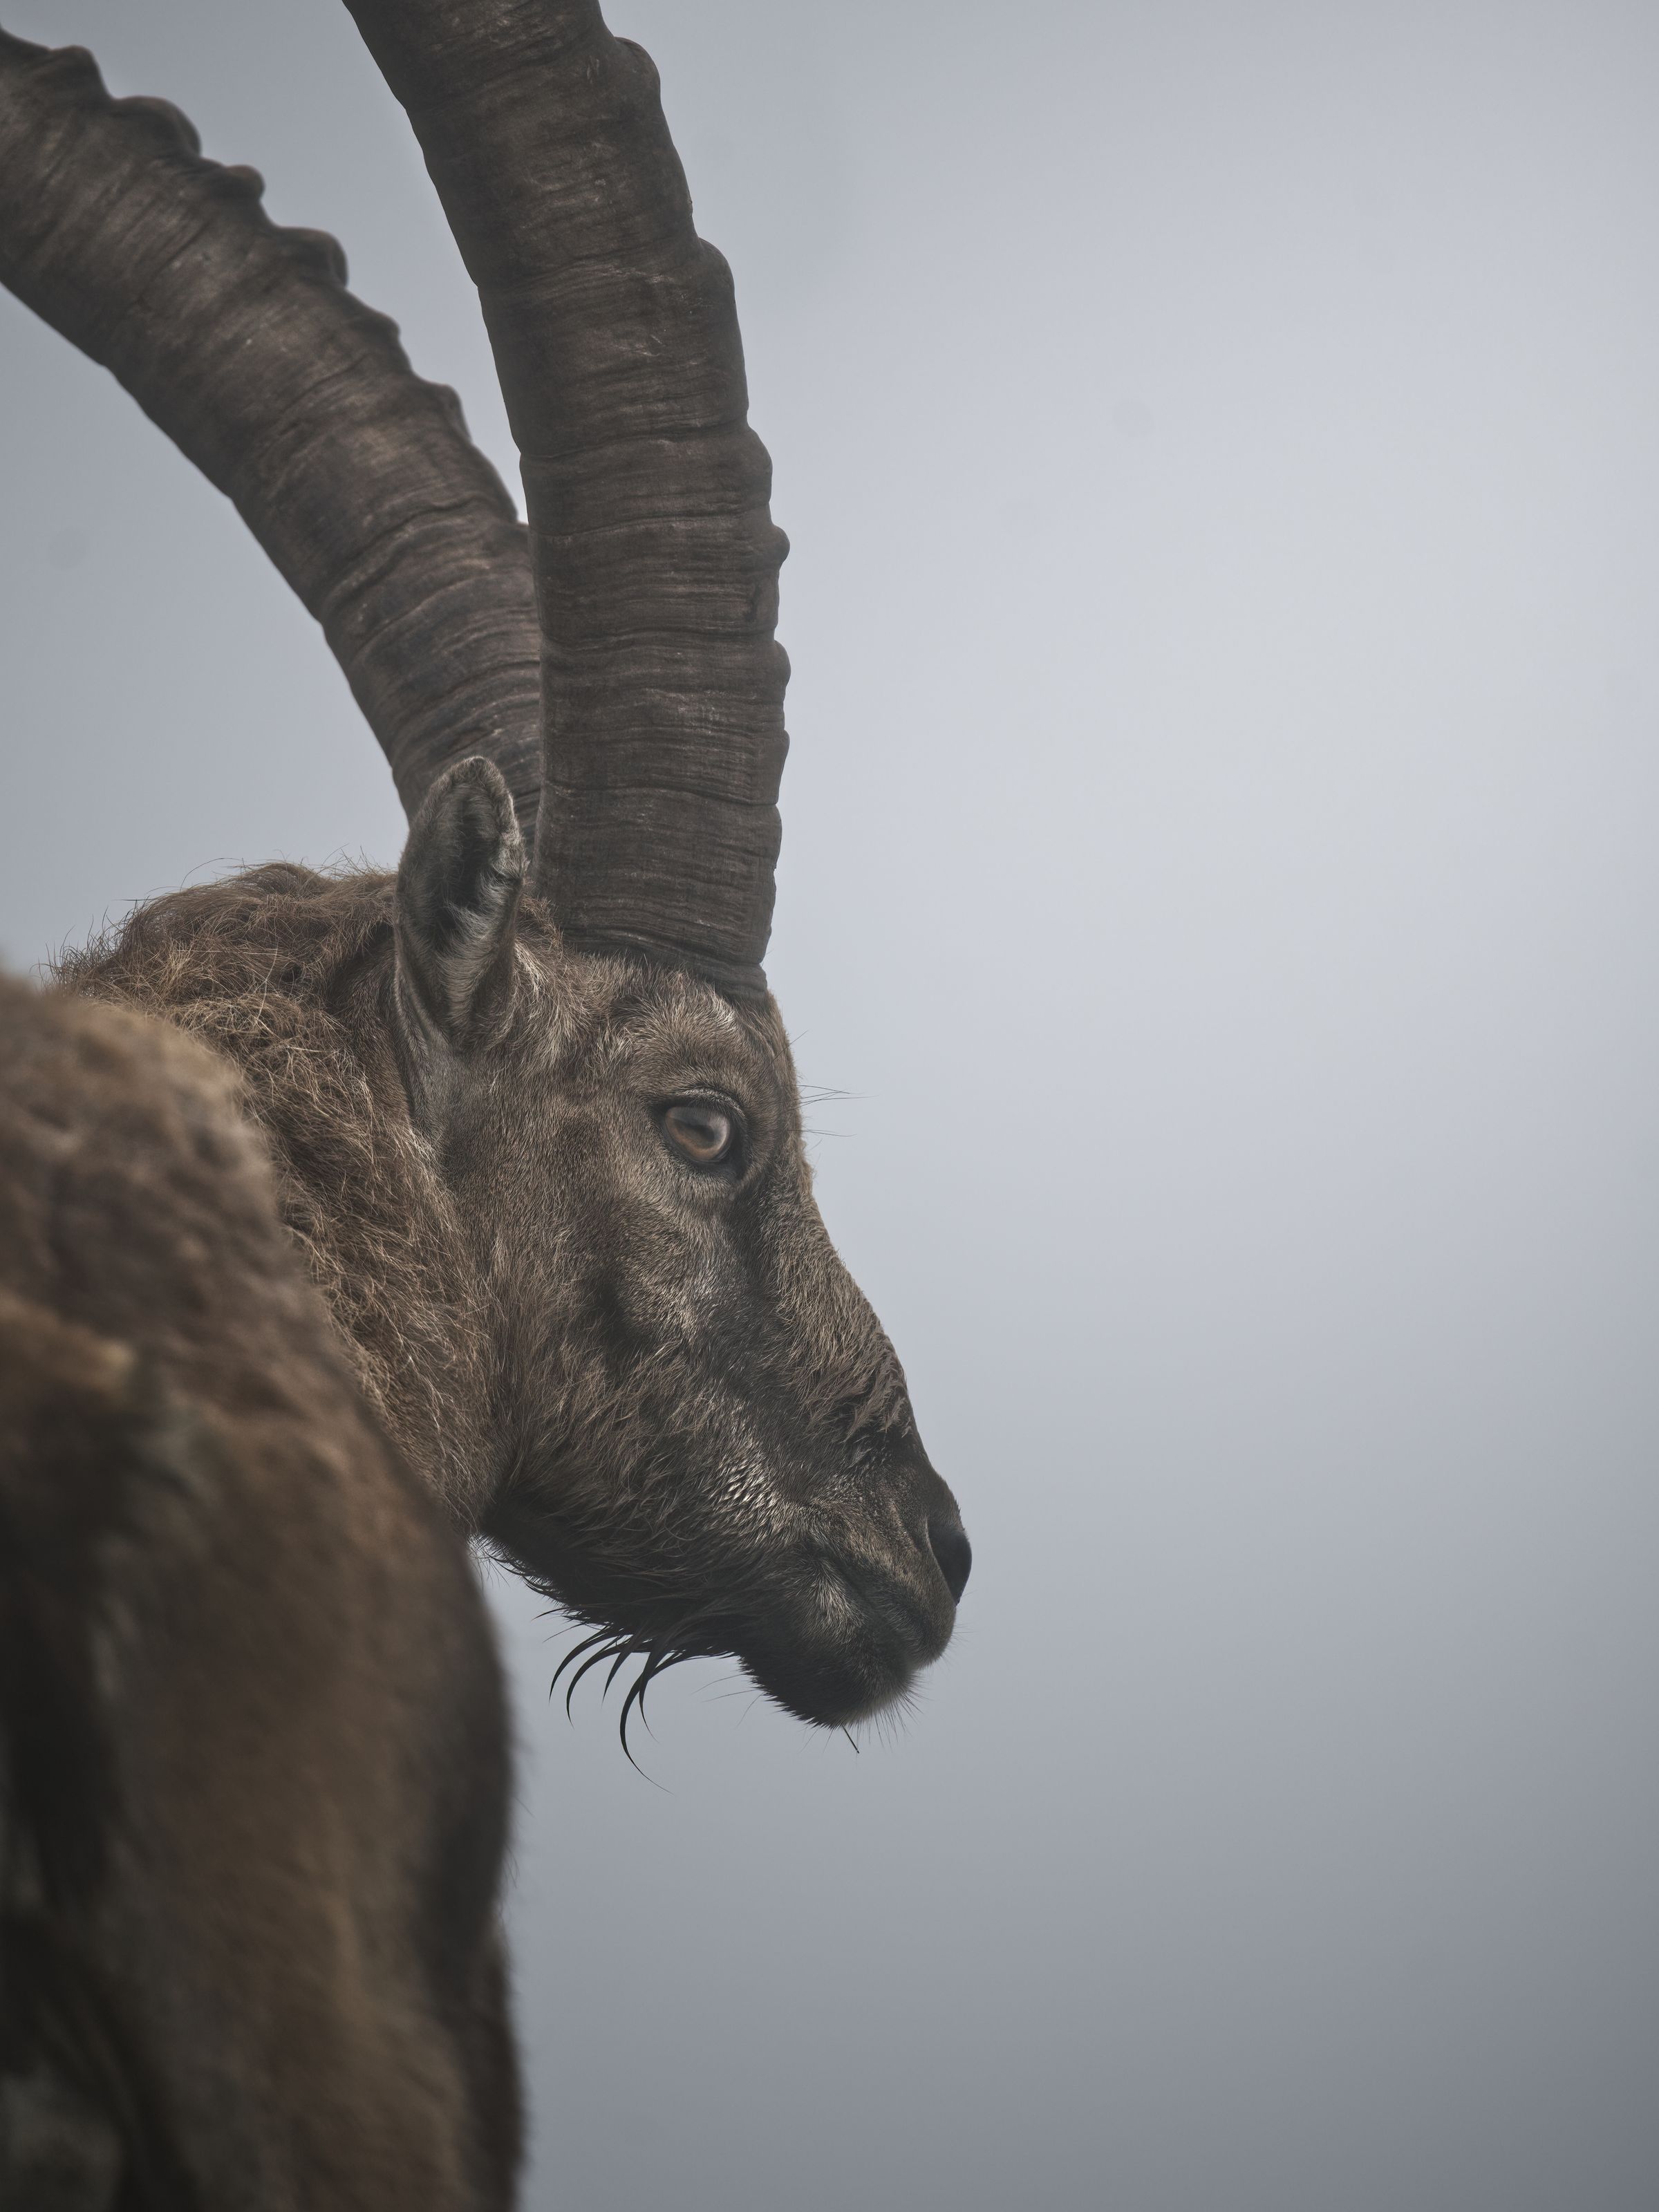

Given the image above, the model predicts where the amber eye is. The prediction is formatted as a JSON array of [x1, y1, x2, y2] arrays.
[[660, 1099, 739, 1170]]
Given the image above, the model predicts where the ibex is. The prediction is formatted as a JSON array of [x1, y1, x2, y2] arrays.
[[0, 977, 517, 2209], [0, 0, 970, 1732]]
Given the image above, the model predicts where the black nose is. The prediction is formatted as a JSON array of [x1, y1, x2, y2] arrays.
[[927, 1514, 972, 1604]]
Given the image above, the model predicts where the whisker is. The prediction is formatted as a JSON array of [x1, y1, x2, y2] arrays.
[[550, 1626, 612, 1700], [618, 1658, 671, 1787], [633, 1647, 681, 1737], [563, 1638, 626, 1720], [698, 1670, 749, 1695]]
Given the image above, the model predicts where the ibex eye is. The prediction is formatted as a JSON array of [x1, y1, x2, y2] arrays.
[[660, 1100, 739, 1170]]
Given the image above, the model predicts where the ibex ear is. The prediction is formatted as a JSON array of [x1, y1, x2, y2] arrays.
[[395, 757, 525, 1053]]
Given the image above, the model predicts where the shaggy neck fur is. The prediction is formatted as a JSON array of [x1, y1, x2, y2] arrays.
[[58, 865, 498, 1527]]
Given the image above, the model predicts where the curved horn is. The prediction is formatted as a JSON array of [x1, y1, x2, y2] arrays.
[[0, 30, 542, 836], [344, 0, 790, 999]]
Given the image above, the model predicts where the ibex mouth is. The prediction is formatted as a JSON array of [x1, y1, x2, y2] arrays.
[[834, 1557, 950, 1662], [489, 1451, 968, 1732], [738, 1543, 962, 1729]]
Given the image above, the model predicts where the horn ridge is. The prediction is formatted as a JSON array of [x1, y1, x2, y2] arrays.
[[0, 28, 543, 836], [344, 0, 791, 997]]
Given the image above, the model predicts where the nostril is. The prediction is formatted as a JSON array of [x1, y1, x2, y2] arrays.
[[927, 1515, 972, 1605]]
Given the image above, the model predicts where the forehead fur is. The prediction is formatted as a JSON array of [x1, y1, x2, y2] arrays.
[[517, 927, 798, 1117]]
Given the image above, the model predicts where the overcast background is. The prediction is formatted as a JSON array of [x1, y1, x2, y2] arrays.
[[5, 2, 1659, 2206]]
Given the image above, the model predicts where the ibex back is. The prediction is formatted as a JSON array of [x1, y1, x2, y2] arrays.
[[0, 976, 516, 2210]]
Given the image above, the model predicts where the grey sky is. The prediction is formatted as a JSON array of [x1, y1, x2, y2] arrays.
[[4, 3, 1658, 2206]]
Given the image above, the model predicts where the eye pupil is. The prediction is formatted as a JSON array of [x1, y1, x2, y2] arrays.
[[664, 1101, 735, 1167]]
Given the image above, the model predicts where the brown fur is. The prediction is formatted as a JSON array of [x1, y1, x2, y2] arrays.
[[0, 974, 518, 2209], [57, 867, 498, 1521]]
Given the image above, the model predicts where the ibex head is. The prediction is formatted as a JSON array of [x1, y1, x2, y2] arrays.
[[394, 759, 966, 1726], [0, 0, 968, 1730]]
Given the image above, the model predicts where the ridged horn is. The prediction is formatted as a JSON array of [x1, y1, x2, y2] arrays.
[[0, 29, 542, 838], [344, 0, 790, 1000]]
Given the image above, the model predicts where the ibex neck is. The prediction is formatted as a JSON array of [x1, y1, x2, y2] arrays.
[[55, 863, 502, 1528]]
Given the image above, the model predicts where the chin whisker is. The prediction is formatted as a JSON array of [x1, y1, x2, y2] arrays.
[[549, 1626, 612, 1701], [560, 1636, 628, 1720], [618, 1649, 679, 1785]]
